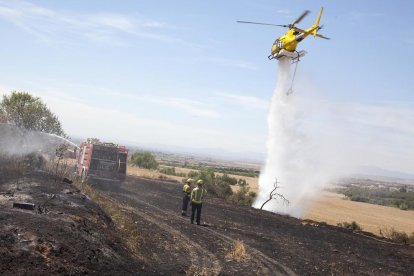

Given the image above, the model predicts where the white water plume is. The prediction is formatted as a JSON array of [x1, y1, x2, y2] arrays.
[[253, 58, 337, 217], [0, 123, 77, 157]]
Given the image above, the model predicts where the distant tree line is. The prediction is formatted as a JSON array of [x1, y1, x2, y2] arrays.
[[161, 162, 259, 178], [337, 186, 414, 210]]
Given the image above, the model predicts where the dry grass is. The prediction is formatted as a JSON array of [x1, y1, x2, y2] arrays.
[[74, 181, 142, 257], [305, 192, 414, 235], [379, 227, 411, 245], [226, 240, 248, 262], [185, 264, 216, 276], [127, 165, 181, 182]]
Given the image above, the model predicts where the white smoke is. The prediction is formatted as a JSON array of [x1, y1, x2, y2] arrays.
[[253, 58, 343, 217]]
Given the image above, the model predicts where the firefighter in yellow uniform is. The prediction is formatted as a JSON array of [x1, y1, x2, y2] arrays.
[[181, 178, 193, 216], [190, 179, 207, 225]]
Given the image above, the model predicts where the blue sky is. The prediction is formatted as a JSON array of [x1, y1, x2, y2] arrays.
[[0, 1, 413, 172]]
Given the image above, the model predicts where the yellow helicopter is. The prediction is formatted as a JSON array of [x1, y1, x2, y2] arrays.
[[237, 7, 329, 61]]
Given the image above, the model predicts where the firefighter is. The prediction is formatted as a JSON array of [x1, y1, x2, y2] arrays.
[[181, 178, 194, 216], [190, 179, 207, 225]]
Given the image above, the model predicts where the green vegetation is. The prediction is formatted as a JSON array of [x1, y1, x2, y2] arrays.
[[230, 186, 257, 205], [212, 167, 259, 178], [197, 168, 233, 198], [337, 221, 362, 231], [185, 168, 233, 198], [336, 186, 414, 210], [166, 163, 258, 177], [130, 151, 159, 170], [183, 168, 255, 205], [159, 167, 186, 177], [0, 91, 65, 136]]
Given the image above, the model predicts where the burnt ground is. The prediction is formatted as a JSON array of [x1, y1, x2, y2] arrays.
[[0, 172, 143, 275], [1, 173, 414, 275], [97, 176, 414, 276]]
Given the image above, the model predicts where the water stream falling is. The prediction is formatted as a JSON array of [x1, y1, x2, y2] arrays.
[[252, 58, 324, 217]]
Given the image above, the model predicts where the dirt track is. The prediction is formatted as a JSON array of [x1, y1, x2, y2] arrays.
[[96, 176, 414, 275]]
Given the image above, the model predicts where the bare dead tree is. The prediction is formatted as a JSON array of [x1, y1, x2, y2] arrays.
[[260, 178, 289, 210]]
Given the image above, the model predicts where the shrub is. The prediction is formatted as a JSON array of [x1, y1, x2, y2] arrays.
[[219, 174, 238, 185], [186, 168, 233, 198], [399, 202, 408, 210], [230, 186, 256, 206], [399, 186, 407, 193], [380, 228, 410, 244], [159, 167, 186, 177], [212, 177, 233, 198], [187, 170, 199, 178], [238, 178, 247, 186], [337, 221, 362, 231], [226, 240, 247, 262], [130, 151, 158, 169], [159, 167, 176, 175]]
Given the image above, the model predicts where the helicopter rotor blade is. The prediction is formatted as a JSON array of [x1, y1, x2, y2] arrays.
[[293, 10, 310, 25], [237, 21, 288, 27], [316, 33, 330, 40], [292, 27, 307, 33]]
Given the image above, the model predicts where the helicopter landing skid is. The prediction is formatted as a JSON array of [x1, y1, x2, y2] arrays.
[[269, 49, 307, 63]]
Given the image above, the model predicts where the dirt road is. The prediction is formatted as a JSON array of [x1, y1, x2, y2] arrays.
[[97, 176, 414, 275]]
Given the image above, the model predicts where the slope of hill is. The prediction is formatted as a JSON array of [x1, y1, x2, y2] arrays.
[[1, 161, 413, 275], [0, 172, 143, 275], [95, 176, 414, 275]]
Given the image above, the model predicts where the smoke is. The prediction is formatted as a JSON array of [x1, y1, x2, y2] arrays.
[[253, 58, 343, 217], [0, 123, 77, 157]]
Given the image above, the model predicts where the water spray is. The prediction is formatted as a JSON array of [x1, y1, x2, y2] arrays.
[[253, 57, 322, 217], [0, 123, 78, 157]]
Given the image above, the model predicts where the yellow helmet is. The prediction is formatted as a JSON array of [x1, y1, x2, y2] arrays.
[[197, 179, 203, 185], [186, 178, 194, 184]]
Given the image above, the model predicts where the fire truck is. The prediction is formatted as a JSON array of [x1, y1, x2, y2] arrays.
[[75, 138, 128, 182]]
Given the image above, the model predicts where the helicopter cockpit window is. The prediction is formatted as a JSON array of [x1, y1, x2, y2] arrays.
[[293, 31, 300, 35], [277, 40, 283, 48], [274, 39, 283, 48]]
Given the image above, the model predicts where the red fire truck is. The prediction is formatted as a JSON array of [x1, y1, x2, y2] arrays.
[[75, 138, 128, 182]]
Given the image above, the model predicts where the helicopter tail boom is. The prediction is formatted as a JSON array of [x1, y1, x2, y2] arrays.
[[312, 7, 323, 37]]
